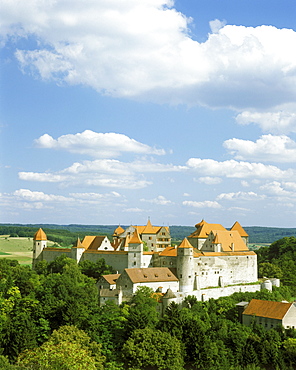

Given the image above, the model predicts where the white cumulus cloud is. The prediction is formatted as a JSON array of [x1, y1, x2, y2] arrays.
[[217, 191, 265, 201], [196, 176, 222, 185], [183, 200, 222, 209], [186, 158, 296, 179], [140, 195, 173, 205], [224, 134, 296, 162], [1, 0, 296, 132], [35, 130, 165, 157]]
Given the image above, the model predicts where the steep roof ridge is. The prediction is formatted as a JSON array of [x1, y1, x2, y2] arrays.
[[178, 238, 193, 249], [243, 299, 293, 320], [72, 237, 85, 249], [33, 228, 47, 241], [141, 219, 156, 234], [230, 221, 249, 237], [113, 225, 125, 236], [129, 229, 143, 244]]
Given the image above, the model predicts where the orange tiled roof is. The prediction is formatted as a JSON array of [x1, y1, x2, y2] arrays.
[[124, 267, 178, 283], [141, 219, 155, 234], [129, 229, 142, 244], [134, 221, 169, 235], [101, 274, 120, 285], [72, 237, 84, 249], [230, 221, 249, 237], [159, 246, 177, 257], [178, 238, 193, 249], [189, 220, 226, 239], [204, 230, 249, 252], [34, 228, 47, 241], [202, 251, 255, 256], [113, 225, 125, 236], [243, 299, 293, 320], [82, 236, 107, 250]]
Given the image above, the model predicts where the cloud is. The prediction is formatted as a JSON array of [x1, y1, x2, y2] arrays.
[[217, 191, 265, 201], [69, 191, 121, 200], [18, 156, 184, 190], [196, 176, 222, 185], [140, 195, 173, 205], [224, 134, 296, 162], [183, 200, 222, 209], [123, 207, 144, 213], [187, 158, 296, 179], [64, 159, 184, 175], [235, 107, 296, 134], [35, 130, 165, 157], [209, 19, 226, 34], [260, 181, 296, 197], [18, 172, 66, 182], [2, 0, 296, 128], [13, 189, 73, 202]]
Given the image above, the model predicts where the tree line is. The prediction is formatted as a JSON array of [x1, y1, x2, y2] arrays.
[[1, 235, 296, 368], [2, 223, 296, 244]]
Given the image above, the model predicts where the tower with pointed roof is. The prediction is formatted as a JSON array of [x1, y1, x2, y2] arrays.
[[33, 228, 47, 267], [128, 229, 143, 269], [177, 238, 194, 293], [70, 237, 85, 262]]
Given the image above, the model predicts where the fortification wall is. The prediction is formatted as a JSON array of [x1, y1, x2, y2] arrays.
[[193, 254, 257, 289]]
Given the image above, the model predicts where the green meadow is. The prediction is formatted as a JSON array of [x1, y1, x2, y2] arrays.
[[0, 236, 54, 265]]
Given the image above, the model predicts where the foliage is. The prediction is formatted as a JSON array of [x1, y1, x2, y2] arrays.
[[17, 325, 105, 369], [122, 327, 184, 370], [78, 259, 115, 280], [125, 286, 159, 336], [257, 237, 296, 295]]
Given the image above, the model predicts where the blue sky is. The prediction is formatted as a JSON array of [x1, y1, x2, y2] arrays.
[[1, 0, 296, 228]]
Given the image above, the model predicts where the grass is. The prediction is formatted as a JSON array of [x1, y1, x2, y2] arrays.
[[0, 236, 55, 265]]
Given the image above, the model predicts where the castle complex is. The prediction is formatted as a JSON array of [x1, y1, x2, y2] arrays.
[[33, 219, 264, 309]]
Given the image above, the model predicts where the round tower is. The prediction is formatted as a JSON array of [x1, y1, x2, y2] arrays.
[[177, 238, 194, 293], [128, 229, 143, 268], [33, 228, 47, 268]]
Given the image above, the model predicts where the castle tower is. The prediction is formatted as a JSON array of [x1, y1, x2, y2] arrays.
[[128, 229, 143, 268], [70, 237, 85, 263], [113, 225, 125, 242], [33, 228, 47, 268], [177, 238, 194, 293]]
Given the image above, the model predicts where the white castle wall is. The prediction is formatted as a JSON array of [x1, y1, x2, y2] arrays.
[[193, 254, 257, 289]]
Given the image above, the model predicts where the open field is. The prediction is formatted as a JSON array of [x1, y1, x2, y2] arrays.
[[0, 236, 55, 265]]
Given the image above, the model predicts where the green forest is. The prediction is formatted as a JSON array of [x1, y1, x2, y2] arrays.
[[1, 223, 296, 245], [0, 236, 296, 368]]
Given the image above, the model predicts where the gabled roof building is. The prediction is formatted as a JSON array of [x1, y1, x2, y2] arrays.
[[33, 219, 261, 307], [242, 299, 296, 330]]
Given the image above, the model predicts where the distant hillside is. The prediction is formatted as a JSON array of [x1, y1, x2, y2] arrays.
[[0, 223, 295, 244], [244, 226, 296, 243]]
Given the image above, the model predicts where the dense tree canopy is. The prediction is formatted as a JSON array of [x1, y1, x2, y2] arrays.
[[1, 235, 296, 369]]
